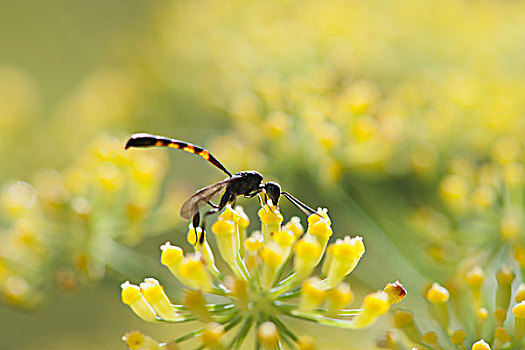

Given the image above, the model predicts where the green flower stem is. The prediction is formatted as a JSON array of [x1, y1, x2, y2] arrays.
[[154, 315, 196, 324], [224, 314, 243, 331], [207, 303, 235, 313], [276, 288, 301, 300], [211, 284, 229, 296], [229, 315, 253, 350], [272, 256, 294, 287], [270, 316, 298, 342], [275, 303, 363, 329], [213, 310, 239, 323], [336, 309, 363, 317], [173, 328, 204, 343], [235, 254, 251, 280], [271, 273, 297, 296], [209, 264, 225, 281]]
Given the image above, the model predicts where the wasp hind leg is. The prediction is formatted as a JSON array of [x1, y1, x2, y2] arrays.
[[200, 207, 222, 244], [191, 212, 202, 243]]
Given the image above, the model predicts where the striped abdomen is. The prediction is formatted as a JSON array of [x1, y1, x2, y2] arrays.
[[125, 133, 232, 177]]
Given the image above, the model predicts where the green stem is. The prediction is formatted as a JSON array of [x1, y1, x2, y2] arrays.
[[173, 328, 204, 343], [229, 315, 253, 350], [275, 304, 362, 329], [270, 316, 298, 342], [276, 288, 301, 300]]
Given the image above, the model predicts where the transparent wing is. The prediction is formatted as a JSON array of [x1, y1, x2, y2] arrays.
[[179, 177, 237, 220]]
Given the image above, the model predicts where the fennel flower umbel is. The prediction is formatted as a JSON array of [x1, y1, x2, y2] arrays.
[[121, 204, 406, 349]]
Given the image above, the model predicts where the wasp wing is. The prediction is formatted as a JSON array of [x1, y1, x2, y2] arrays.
[[179, 176, 238, 220]]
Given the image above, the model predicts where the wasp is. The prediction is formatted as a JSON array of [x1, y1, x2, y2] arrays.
[[125, 133, 318, 243]]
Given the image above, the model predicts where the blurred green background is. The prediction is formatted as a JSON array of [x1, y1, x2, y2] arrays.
[[2, 0, 525, 348]]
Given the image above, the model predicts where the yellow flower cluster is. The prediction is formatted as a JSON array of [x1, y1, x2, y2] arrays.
[[121, 205, 405, 349], [382, 265, 525, 349], [0, 135, 168, 307], [144, 0, 525, 184]]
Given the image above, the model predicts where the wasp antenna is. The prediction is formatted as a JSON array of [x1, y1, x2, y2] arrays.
[[124, 133, 233, 177], [281, 191, 320, 217]]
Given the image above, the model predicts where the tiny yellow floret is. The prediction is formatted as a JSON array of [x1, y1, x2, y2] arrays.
[[285, 216, 304, 237], [160, 242, 183, 267], [466, 266, 484, 287], [450, 330, 466, 345], [307, 208, 331, 226], [296, 335, 316, 350], [245, 233, 263, 252], [211, 219, 235, 236], [219, 205, 241, 223], [477, 308, 488, 320], [201, 322, 224, 348], [472, 339, 491, 350], [426, 283, 449, 303], [261, 246, 284, 268], [495, 327, 510, 344], [308, 221, 333, 239], [258, 206, 284, 225], [421, 331, 437, 344], [273, 229, 295, 247], [513, 301, 525, 318], [515, 284, 525, 303], [140, 278, 164, 303], [383, 281, 407, 305], [363, 291, 389, 316], [179, 257, 204, 279], [294, 237, 322, 259], [393, 310, 413, 327], [121, 281, 141, 305], [496, 266, 515, 285], [258, 322, 279, 348]]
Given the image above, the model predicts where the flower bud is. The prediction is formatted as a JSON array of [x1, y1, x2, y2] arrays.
[[140, 278, 179, 321], [472, 339, 491, 350], [325, 236, 364, 288], [178, 253, 213, 292], [258, 205, 283, 242], [294, 235, 323, 281], [121, 281, 156, 322], [350, 291, 390, 329], [201, 322, 225, 349], [258, 322, 279, 349], [123, 331, 162, 350], [326, 282, 353, 316], [300, 277, 326, 312]]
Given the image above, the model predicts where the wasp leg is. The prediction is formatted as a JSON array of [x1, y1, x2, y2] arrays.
[[257, 193, 269, 212], [200, 207, 222, 244], [192, 212, 201, 243], [244, 189, 262, 198], [207, 201, 219, 209]]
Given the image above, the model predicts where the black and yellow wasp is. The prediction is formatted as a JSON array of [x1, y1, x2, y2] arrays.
[[125, 133, 318, 243]]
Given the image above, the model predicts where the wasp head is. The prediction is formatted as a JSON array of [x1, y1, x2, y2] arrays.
[[264, 181, 281, 206]]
